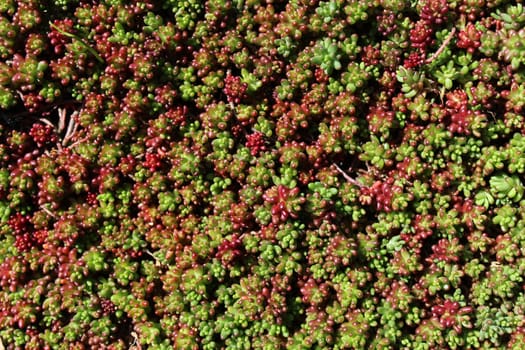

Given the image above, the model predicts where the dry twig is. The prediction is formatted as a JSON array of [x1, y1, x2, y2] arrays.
[[425, 28, 457, 64], [333, 163, 364, 188]]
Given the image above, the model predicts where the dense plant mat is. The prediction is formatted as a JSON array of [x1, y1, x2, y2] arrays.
[[2, 0, 525, 348]]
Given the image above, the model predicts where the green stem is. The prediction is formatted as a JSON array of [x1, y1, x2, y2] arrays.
[[49, 22, 104, 63]]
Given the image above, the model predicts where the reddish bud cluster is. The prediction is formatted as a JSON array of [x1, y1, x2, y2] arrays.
[[394, 156, 421, 180], [426, 238, 460, 263], [410, 20, 434, 50], [299, 277, 330, 306], [21, 92, 45, 113], [446, 90, 468, 110], [263, 185, 302, 223], [229, 203, 253, 230], [10, 54, 45, 91], [8, 212, 31, 235], [48, 19, 74, 55], [164, 105, 189, 126], [360, 180, 402, 212], [13, 0, 41, 32], [144, 152, 162, 171], [377, 10, 397, 36], [432, 300, 460, 323], [86, 192, 98, 206], [15, 233, 36, 252], [93, 166, 119, 192], [431, 170, 453, 192], [118, 154, 137, 176], [366, 106, 394, 134], [361, 45, 381, 66], [314, 68, 329, 83], [100, 299, 116, 316], [32, 229, 49, 245], [0, 256, 26, 292], [223, 74, 247, 104], [404, 51, 425, 68], [449, 108, 481, 135], [29, 123, 58, 147], [445, 89, 476, 134], [49, 55, 78, 86], [420, 0, 449, 25], [215, 234, 242, 267], [456, 23, 481, 53], [431, 299, 472, 332], [383, 280, 411, 311], [402, 214, 435, 247], [245, 132, 267, 156], [37, 173, 65, 209], [154, 84, 177, 109], [453, 197, 473, 215]]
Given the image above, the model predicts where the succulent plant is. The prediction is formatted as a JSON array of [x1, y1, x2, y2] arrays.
[[1, 0, 525, 348]]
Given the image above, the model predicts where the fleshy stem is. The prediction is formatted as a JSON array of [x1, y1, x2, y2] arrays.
[[49, 22, 104, 63], [425, 27, 457, 64]]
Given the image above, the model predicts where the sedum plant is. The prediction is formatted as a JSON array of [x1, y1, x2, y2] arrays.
[[1, 0, 525, 349]]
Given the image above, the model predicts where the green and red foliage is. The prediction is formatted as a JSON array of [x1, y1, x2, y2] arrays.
[[2, 0, 525, 348]]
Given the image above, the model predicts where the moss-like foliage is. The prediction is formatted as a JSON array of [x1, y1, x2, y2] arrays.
[[2, 0, 525, 348]]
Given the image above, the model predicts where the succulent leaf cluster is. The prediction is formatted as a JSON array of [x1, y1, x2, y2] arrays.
[[2, 0, 525, 349]]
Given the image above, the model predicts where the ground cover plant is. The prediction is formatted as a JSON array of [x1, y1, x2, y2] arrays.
[[1, 0, 525, 348]]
